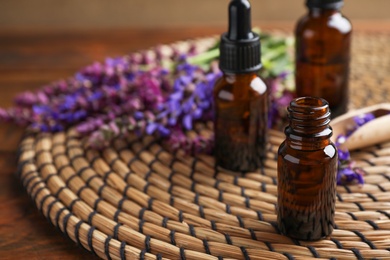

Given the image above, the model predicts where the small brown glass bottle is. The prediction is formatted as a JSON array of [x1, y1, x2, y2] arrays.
[[214, 0, 268, 172], [295, 0, 352, 118], [277, 97, 337, 241]]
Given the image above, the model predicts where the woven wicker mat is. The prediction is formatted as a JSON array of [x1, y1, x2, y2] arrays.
[[17, 32, 390, 260]]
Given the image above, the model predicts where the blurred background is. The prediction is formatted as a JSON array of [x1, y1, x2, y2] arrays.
[[0, 0, 389, 108], [1, 0, 390, 30]]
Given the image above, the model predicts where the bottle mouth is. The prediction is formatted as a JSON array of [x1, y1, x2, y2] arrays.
[[288, 97, 331, 132], [291, 96, 329, 109], [290, 97, 330, 118]]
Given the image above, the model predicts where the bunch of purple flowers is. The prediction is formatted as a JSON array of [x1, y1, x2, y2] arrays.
[[82, 61, 221, 152], [0, 33, 293, 154]]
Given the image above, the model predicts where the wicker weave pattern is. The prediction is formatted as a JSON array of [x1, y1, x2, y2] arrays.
[[350, 32, 390, 109], [17, 32, 390, 259]]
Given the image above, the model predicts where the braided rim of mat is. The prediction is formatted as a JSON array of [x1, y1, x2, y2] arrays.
[[17, 32, 390, 259]]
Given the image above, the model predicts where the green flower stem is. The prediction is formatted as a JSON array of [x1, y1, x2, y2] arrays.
[[262, 44, 289, 62], [187, 48, 220, 66]]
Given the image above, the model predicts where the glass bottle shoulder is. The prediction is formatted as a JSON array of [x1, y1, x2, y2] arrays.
[[296, 11, 352, 37], [213, 73, 267, 102], [278, 140, 337, 165]]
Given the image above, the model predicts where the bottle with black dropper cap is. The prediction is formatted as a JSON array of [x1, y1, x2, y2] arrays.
[[214, 0, 268, 172], [295, 0, 352, 118]]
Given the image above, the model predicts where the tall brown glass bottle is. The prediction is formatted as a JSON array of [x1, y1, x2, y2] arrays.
[[214, 0, 268, 172], [214, 73, 268, 171], [295, 0, 352, 118], [277, 97, 337, 241]]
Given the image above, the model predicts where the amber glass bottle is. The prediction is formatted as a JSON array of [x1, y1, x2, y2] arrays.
[[277, 97, 337, 241], [214, 73, 268, 171], [295, 0, 352, 118], [214, 0, 268, 172]]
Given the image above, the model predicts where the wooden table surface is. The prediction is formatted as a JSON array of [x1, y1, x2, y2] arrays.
[[0, 22, 389, 259]]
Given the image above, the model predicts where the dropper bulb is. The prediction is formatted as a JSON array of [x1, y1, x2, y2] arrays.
[[228, 0, 254, 40], [219, 0, 261, 73]]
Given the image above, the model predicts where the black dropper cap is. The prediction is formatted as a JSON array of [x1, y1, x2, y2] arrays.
[[306, 0, 344, 9], [219, 0, 261, 74]]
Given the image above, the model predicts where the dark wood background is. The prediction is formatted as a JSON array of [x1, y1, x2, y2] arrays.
[[0, 22, 389, 259], [3, 0, 390, 30]]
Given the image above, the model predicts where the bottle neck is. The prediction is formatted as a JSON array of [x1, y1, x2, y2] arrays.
[[285, 97, 333, 150], [223, 71, 258, 80], [308, 8, 340, 17]]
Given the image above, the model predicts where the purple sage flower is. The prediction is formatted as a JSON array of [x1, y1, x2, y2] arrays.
[[354, 113, 375, 127]]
